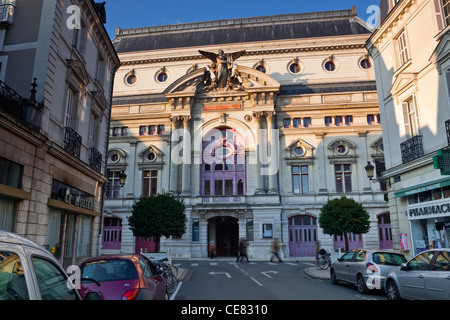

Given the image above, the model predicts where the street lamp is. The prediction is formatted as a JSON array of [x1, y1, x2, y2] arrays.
[[119, 171, 127, 187], [364, 161, 375, 181]]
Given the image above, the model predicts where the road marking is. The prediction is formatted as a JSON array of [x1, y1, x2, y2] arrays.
[[191, 263, 198, 267], [210, 262, 218, 266], [209, 272, 231, 278], [303, 262, 315, 266], [266, 262, 277, 265], [169, 282, 183, 300], [261, 271, 278, 278], [286, 262, 297, 266], [250, 277, 264, 287]]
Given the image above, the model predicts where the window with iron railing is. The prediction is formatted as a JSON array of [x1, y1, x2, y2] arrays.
[[400, 135, 424, 164], [0, 80, 41, 131]]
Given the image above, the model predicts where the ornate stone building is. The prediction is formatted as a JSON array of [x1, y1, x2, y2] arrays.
[[105, 8, 388, 259], [0, 0, 119, 267]]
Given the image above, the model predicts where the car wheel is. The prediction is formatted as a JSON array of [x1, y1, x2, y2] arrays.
[[356, 274, 369, 294], [330, 269, 339, 285], [386, 280, 401, 300]]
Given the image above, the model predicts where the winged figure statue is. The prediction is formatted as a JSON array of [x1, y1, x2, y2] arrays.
[[198, 49, 246, 91]]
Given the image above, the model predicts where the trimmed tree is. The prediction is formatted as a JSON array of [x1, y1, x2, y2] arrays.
[[318, 196, 370, 252], [128, 192, 187, 252]]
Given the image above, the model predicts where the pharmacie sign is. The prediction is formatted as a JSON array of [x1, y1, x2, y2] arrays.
[[408, 199, 450, 221]]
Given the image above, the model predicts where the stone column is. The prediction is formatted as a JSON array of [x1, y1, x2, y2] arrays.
[[253, 112, 264, 194], [181, 116, 191, 196], [169, 116, 179, 194], [266, 111, 278, 194]]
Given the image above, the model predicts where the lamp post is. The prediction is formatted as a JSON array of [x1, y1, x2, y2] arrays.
[[119, 171, 127, 187], [119, 171, 127, 200], [364, 161, 375, 181]]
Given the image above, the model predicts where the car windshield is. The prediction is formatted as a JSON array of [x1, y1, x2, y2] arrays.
[[372, 252, 407, 266], [81, 259, 137, 282]]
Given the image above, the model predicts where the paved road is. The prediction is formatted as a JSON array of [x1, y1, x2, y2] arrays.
[[171, 259, 385, 300]]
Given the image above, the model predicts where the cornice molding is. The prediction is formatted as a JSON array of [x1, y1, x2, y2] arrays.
[[120, 44, 367, 66]]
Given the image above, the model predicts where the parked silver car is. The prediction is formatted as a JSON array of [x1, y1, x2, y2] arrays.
[[0, 230, 81, 300], [384, 249, 450, 300], [330, 249, 407, 294]]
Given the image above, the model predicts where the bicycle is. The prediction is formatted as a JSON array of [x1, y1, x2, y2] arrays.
[[153, 258, 179, 294], [316, 249, 331, 270]]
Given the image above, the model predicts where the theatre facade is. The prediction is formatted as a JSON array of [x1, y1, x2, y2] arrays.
[[104, 8, 389, 259]]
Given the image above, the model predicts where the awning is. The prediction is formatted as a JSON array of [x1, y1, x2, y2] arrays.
[[395, 177, 450, 198]]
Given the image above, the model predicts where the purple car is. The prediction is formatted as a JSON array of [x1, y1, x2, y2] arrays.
[[78, 254, 166, 300]]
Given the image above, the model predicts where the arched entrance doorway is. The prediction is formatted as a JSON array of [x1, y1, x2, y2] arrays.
[[208, 216, 239, 257], [288, 215, 317, 257]]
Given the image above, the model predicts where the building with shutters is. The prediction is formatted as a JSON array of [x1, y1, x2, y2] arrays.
[[104, 7, 390, 259], [366, 0, 450, 257], [0, 0, 119, 267]]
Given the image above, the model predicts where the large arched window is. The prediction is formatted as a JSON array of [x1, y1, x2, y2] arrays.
[[201, 127, 246, 196]]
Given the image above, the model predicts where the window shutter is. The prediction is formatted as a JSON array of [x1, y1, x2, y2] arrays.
[[402, 101, 412, 138], [433, 0, 445, 30], [412, 94, 421, 136]]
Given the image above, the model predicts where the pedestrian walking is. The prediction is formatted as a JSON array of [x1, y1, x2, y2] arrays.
[[209, 241, 216, 259], [236, 238, 249, 263], [270, 238, 282, 262]]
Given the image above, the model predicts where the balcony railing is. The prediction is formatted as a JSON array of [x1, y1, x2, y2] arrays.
[[0, 4, 14, 26], [89, 147, 102, 173], [63, 127, 82, 158], [0, 80, 41, 131], [400, 135, 424, 164], [201, 196, 245, 204]]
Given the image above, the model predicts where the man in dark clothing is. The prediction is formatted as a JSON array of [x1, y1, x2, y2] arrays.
[[236, 238, 249, 263]]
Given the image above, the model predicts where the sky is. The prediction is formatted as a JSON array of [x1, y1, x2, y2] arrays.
[[103, 0, 381, 39]]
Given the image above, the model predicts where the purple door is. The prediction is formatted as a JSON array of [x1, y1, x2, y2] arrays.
[[289, 215, 317, 257], [378, 213, 393, 249], [102, 217, 122, 250]]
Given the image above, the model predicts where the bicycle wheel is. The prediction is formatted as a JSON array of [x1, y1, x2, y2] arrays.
[[316, 257, 326, 270], [165, 271, 178, 294], [323, 258, 331, 270]]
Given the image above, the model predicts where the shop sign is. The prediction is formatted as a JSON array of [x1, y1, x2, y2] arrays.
[[51, 180, 95, 211], [433, 148, 450, 175], [407, 199, 450, 220]]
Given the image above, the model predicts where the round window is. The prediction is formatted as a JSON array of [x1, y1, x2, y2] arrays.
[[360, 59, 372, 69], [324, 61, 336, 72], [110, 153, 119, 162], [295, 147, 305, 156], [126, 74, 137, 85], [255, 65, 266, 73], [157, 72, 168, 83], [336, 145, 346, 154], [147, 152, 156, 161], [289, 63, 301, 74]]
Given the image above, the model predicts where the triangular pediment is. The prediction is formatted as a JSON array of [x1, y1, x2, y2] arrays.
[[430, 32, 450, 65], [390, 72, 417, 96], [285, 138, 315, 158], [67, 59, 90, 86], [138, 145, 164, 158]]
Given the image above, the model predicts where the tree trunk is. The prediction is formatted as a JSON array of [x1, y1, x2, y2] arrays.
[[155, 236, 160, 253], [344, 233, 349, 252]]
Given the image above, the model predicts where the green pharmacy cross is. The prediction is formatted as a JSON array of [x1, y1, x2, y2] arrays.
[[433, 149, 450, 175]]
